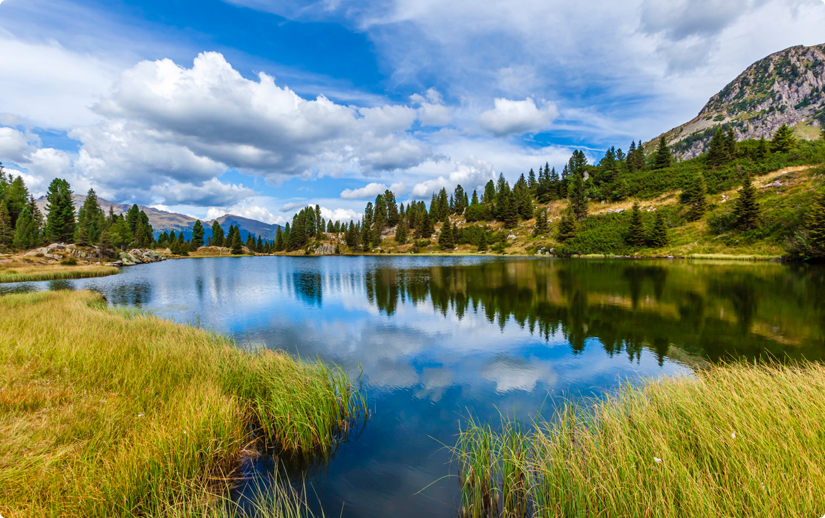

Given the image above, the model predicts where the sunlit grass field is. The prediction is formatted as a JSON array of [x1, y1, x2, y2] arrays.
[[456, 363, 825, 517], [0, 264, 119, 283], [0, 290, 365, 517]]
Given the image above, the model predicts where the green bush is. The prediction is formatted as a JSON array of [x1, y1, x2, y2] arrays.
[[60, 257, 78, 266]]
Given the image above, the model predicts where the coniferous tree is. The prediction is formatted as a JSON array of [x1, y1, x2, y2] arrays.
[[684, 173, 708, 221], [477, 230, 487, 252], [653, 137, 672, 170], [44, 178, 76, 243], [534, 208, 548, 236], [502, 190, 518, 228], [125, 204, 141, 235], [707, 128, 727, 167], [257, 236, 263, 253], [231, 231, 243, 255], [805, 189, 825, 251], [0, 201, 12, 250], [192, 220, 205, 248], [6, 176, 29, 228], [212, 221, 224, 247], [76, 189, 104, 245], [528, 169, 537, 196], [734, 174, 760, 230], [13, 205, 39, 250], [386, 190, 400, 226], [724, 128, 737, 160], [627, 203, 646, 247], [569, 172, 588, 221], [438, 215, 454, 249], [771, 124, 797, 154], [395, 218, 408, 244], [556, 208, 576, 242], [649, 211, 668, 248], [756, 137, 770, 160]]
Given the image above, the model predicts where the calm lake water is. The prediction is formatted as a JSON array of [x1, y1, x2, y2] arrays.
[[4, 256, 825, 516]]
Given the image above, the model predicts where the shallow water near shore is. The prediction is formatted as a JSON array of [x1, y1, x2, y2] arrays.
[[4, 256, 825, 517]]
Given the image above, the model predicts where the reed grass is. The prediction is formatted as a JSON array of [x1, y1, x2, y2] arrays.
[[0, 290, 366, 517], [0, 264, 119, 283], [455, 363, 825, 517]]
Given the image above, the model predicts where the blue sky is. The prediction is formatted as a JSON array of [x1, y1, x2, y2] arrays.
[[1, 0, 824, 224]]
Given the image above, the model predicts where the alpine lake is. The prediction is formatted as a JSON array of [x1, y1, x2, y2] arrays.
[[4, 256, 825, 517]]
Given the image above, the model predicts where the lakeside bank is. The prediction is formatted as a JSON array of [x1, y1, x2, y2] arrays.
[[0, 290, 366, 517]]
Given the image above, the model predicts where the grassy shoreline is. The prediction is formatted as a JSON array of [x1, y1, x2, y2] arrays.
[[0, 264, 119, 283], [456, 362, 825, 517], [0, 290, 366, 517]]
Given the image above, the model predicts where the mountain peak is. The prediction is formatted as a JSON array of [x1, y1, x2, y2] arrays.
[[660, 42, 825, 159]]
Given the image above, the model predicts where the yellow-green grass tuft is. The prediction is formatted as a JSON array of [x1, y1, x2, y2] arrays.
[[0, 264, 119, 283], [456, 363, 825, 517], [0, 290, 365, 517]]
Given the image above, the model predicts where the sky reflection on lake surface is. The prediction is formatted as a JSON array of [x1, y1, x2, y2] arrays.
[[4, 256, 825, 517]]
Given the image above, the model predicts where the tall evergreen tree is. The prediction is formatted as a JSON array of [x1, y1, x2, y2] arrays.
[[653, 137, 672, 170], [707, 128, 728, 167], [649, 211, 668, 248], [6, 176, 29, 228], [76, 189, 104, 245], [45, 178, 76, 243], [192, 220, 205, 248], [211, 221, 224, 247], [0, 201, 12, 250], [724, 128, 737, 160], [477, 229, 488, 252], [438, 215, 454, 249], [502, 190, 518, 228], [734, 174, 760, 230], [395, 217, 408, 244], [534, 208, 548, 236], [771, 123, 797, 154], [556, 208, 576, 242], [569, 172, 588, 221], [684, 173, 708, 221], [805, 189, 825, 251], [125, 204, 141, 235], [13, 205, 39, 250], [627, 203, 646, 247], [230, 231, 243, 255]]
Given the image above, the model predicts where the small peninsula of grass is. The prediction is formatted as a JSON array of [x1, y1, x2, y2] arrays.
[[456, 362, 825, 518], [0, 290, 366, 517], [0, 263, 119, 283]]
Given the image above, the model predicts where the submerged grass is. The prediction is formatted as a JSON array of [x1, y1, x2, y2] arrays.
[[455, 363, 825, 517], [0, 290, 366, 517], [0, 264, 119, 283]]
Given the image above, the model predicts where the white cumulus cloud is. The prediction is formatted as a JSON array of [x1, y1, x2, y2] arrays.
[[477, 98, 558, 137], [410, 156, 495, 199]]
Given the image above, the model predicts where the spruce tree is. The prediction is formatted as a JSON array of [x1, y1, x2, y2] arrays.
[[724, 128, 737, 160], [649, 211, 668, 248], [569, 172, 588, 221], [438, 216, 454, 250], [653, 137, 672, 170], [477, 230, 488, 252], [6, 176, 29, 228], [77, 189, 104, 245], [806, 189, 825, 251], [192, 220, 205, 248], [771, 124, 796, 154], [627, 203, 646, 247], [707, 128, 727, 167], [534, 208, 548, 236], [556, 208, 576, 242], [44, 178, 76, 243], [211, 221, 224, 247], [756, 137, 769, 160], [231, 232, 243, 255], [734, 174, 760, 230], [0, 201, 12, 251], [395, 218, 408, 244], [13, 205, 38, 250], [685, 173, 707, 221]]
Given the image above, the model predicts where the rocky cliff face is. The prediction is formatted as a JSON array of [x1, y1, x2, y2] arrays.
[[659, 43, 825, 159]]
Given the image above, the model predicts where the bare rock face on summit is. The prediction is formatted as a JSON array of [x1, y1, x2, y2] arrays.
[[657, 43, 825, 160]]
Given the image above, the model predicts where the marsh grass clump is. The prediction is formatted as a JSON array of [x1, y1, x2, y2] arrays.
[[455, 363, 825, 517], [0, 290, 366, 517], [0, 264, 118, 283]]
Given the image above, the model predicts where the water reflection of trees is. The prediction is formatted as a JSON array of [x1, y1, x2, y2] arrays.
[[364, 260, 825, 364]]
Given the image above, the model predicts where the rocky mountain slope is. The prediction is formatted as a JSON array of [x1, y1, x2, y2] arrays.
[[34, 195, 281, 240], [657, 43, 825, 159]]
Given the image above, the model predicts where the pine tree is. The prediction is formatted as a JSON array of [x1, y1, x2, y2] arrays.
[[6, 176, 29, 228], [0, 201, 12, 251], [653, 137, 672, 170], [534, 208, 548, 236], [125, 204, 141, 235], [685, 173, 707, 221], [724, 128, 737, 160], [230, 232, 243, 255], [771, 123, 796, 154], [569, 172, 588, 221], [13, 205, 39, 250], [76, 189, 104, 245], [627, 203, 646, 247], [756, 137, 770, 160], [211, 221, 224, 247], [734, 174, 760, 230], [556, 208, 576, 242], [438, 216, 454, 250], [477, 230, 488, 252], [502, 190, 518, 228], [44, 178, 76, 243], [707, 128, 727, 167], [192, 220, 205, 248], [395, 218, 408, 244], [806, 189, 825, 251], [649, 211, 668, 248]]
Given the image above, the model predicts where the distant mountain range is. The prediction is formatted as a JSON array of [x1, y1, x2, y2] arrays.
[[655, 43, 825, 159], [34, 195, 282, 241]]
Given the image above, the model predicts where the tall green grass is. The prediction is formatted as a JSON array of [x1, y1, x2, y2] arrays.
[[0, 290, 366, 517], [0, 265, 119, 283], [455, 363, 825, 517]]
